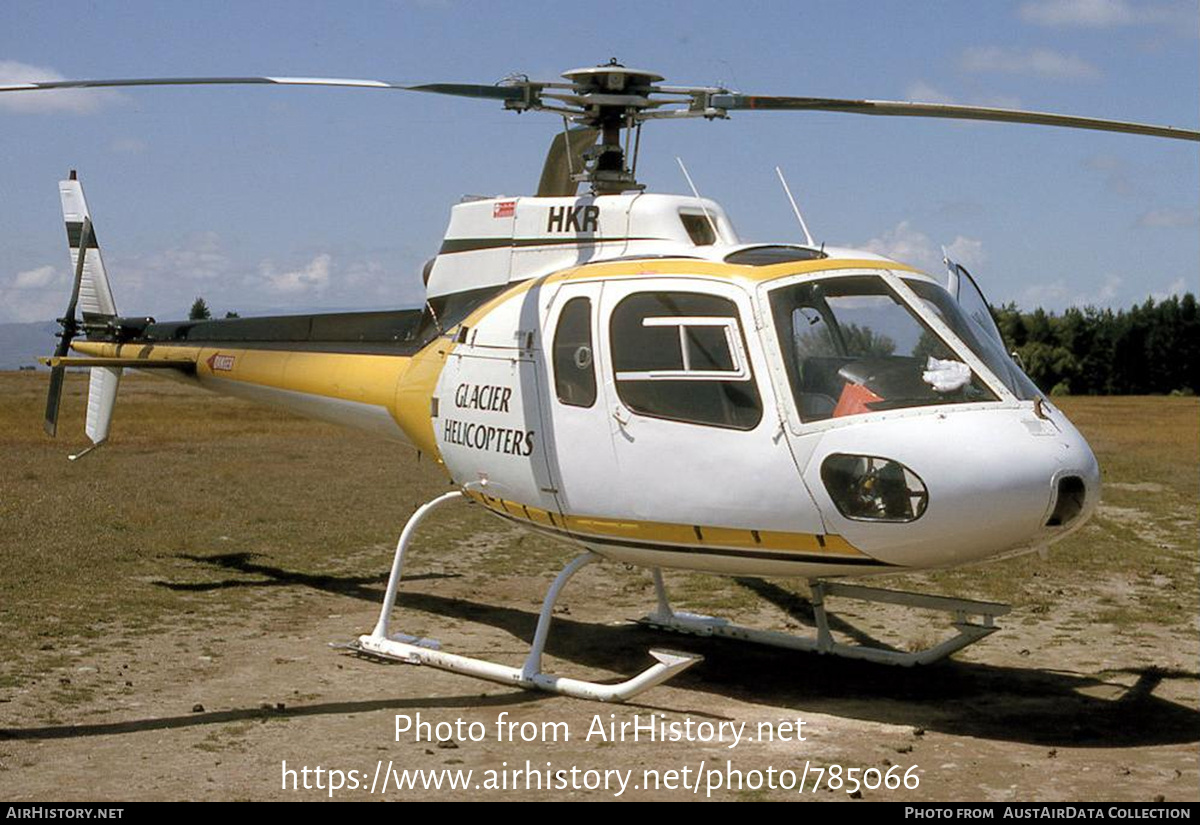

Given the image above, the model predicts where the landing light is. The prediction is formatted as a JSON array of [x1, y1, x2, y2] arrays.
[[821, 454, 929, 523]]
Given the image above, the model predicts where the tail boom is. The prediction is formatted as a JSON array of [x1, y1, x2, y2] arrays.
[[69, 339, 433, 448]]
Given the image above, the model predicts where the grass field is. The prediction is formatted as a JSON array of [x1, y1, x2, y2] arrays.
[[0, 371, 569, 689], [1, 371, 1196, 801], [2, 371, 1195, 685]]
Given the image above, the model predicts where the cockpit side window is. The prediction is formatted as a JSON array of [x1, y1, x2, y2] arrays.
[[610, 292, 762, 429], [769, 276, 998, 422]]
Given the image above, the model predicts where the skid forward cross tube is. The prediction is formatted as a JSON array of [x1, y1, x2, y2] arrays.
[[356, 491, 701, 702]]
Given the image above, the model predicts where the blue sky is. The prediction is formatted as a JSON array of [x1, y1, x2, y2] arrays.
[[2, 0, 1197, 323]]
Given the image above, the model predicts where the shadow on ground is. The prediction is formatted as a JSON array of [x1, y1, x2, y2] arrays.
[[6, 551, 1194, 748]]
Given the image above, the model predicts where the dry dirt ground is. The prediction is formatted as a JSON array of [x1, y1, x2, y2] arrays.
[[1, 374, 1196, 802]]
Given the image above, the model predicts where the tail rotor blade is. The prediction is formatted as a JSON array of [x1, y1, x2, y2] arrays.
[[44, 365, 66, 436], [62, 216, 91, 325], [43, 216, 91, 438]]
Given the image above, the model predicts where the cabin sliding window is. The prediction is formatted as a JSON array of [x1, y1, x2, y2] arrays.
[[610, 292, 761, 429], [553, 297, 597, 408]]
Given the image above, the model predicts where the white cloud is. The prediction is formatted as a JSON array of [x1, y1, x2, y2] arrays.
[[1095, 274, 1123, 303], [0, 264, 70, 322], [1021, 273, 1124, 309], [114, 232, 232, 292], [5, 225, 417, 321], [159, 232, 230, 281], [12, 265, 60, 289], [1136, 207, 1200, 228], [905, 81, 956, 106], [261, 253, 333, 294], [104, 232, 236, 314], [0, 60, 121, 114], [903, 81, 1022, 110], [1083, 153, 1145, 197], [863, 221, 939, 270], [1019, 0, 1138, 27], [1151, 277, 1190, 301], [1018, 0, 1194, 29], [861, 221, 985, 274], [1034, 276, 1196, 310], [960, 46, 1101, 80], [1020, 280, 1070, 306], [945, 236, 987, 270]]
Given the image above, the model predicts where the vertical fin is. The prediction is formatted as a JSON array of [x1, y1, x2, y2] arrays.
[[59, 172, 117, 318], [84, 366, 121, 445], [67, 366, 121, 461]]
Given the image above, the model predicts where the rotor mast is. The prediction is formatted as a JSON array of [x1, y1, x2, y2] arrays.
[[539, 61, 667, 195]]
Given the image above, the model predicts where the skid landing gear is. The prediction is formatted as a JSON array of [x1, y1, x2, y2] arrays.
[[641, 568, 1010, 667], [351, 491, 701, 702]]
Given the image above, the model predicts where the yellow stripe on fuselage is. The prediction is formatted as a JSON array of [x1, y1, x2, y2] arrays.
[[73, 341, 405, 405], [464, 489, 866, 558], [540, 256, 921, 287], [451, 258, 922, 334]]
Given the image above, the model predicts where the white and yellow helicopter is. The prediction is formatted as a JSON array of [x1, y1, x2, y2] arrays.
[[10, 62, 1199, 702]]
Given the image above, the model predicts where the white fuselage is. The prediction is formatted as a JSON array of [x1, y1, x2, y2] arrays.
[[126, 192, 1100, 581], [421, 199, 1101, 578]]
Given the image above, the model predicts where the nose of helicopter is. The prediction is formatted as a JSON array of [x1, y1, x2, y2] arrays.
[[805, 404, 1101, 570]]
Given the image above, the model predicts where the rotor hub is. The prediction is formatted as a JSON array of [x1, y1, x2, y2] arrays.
[[555, 61, 669, 194], [562, 62, 663, 102]]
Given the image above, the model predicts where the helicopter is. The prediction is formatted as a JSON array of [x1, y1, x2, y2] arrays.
[[8, 61, 1198, 702]]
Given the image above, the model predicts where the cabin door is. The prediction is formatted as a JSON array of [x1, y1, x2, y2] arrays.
[[537, 279, 621, 519], [594, 279, 810, 534]]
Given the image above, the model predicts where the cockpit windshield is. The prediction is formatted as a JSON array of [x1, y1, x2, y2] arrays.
[[768, 275, 998, 422], [903, 279, 1042, 401]]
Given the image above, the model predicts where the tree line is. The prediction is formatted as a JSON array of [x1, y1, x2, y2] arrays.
[[993, 293, 1198, 396]]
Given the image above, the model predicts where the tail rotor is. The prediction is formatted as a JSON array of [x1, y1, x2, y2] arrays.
[[43, 215, 92, 436]]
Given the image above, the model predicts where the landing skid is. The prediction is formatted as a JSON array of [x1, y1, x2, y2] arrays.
[[350, 491, 701, 702], [641, 569, 1010, 667]]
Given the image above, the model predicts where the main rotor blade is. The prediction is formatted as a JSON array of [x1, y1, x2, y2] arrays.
[[711, 95, 1200, 142], [0, 76, 524, 101]]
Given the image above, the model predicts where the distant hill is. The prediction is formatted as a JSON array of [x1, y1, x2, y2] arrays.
[[0, 321, 57, 371]]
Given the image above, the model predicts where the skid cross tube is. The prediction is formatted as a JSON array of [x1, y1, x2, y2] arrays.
[[644, 569, 1010, 667], [355, 491, 701, 702]]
